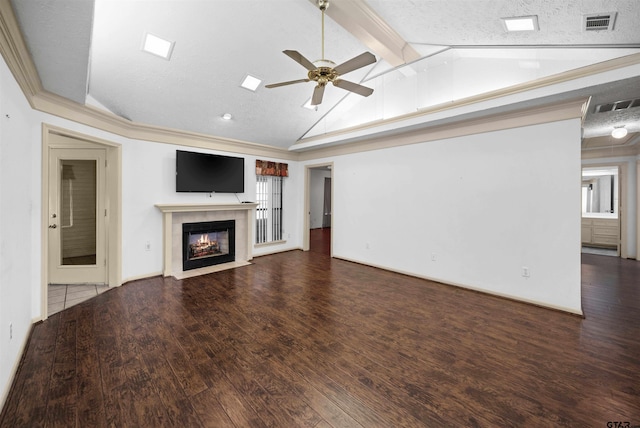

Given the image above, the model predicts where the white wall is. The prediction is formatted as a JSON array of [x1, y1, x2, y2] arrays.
[[35, 127, 302, 281], [0, 54, 303, 407], [118, 139, 301, 279], [310, 169, 331, 229], [27, 118, 301, 283], [307, 119, 583, 313], [0, 55, 41, 408], [0, 46, 587, 410]]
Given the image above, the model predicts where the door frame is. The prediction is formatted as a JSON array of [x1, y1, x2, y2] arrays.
[[41, 124, 122, 319], [581, 161, 628, 259], [303, 162, 334, 255]]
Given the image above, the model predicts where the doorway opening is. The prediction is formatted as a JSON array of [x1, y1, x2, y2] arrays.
[[304, 163, 333, 256], [580, 163, 628, 259], [42, 125, 121, 318]]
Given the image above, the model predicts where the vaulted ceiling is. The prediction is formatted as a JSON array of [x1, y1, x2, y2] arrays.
[[7, 0, 640, 152]]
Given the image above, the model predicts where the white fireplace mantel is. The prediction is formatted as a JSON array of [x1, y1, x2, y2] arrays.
[[156, 203, 258, 278]]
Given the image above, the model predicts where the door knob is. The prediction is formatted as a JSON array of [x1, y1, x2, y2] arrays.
[[49, 224, 57, 229]]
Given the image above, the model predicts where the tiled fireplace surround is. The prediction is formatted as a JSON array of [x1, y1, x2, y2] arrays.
[[155, 203, 258, 279]]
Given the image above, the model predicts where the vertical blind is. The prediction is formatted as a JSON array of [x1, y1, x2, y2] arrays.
[[255, 160, 287, 244], [256, 175, 283, 244]]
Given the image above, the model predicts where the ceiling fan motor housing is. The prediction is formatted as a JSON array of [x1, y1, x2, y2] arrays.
[[264, 0, 375, 104], [308, 66, 338, 86]]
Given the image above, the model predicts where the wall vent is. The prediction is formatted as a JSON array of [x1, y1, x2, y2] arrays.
[[595, 98, 640, 114], [584, 13, 617, 31]]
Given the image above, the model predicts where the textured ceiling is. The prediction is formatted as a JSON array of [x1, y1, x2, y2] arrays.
[[10, 0, 93, 105], [9, 0, 640, 150], [368, 0, 640, 46]]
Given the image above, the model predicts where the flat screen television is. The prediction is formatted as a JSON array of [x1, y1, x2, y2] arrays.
[[176, 150, 244, 193]]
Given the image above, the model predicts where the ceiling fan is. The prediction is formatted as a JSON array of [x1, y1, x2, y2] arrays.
[[265, 0, 376, 106]]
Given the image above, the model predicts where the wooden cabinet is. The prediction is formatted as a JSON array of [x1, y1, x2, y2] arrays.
[[581, 218, 619, 249]]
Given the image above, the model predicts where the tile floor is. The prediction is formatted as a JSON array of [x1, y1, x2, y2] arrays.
[[48, 284, 110, 316]]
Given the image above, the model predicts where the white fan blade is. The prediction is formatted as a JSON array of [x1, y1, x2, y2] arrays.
[[283, 50, 317, 71], [265, 79, 310, 88], [334, 52, 376, 76], [311, 84, 325, 105], [333, 79, 374, 97]]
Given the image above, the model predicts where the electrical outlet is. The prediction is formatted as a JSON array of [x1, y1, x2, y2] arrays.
[[431, 253, 437, 261], [522, 267, 530, 278], [145, 241, 151, 251]]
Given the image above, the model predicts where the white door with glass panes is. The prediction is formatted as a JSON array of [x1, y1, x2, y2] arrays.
[[48, 148, 107, 284]]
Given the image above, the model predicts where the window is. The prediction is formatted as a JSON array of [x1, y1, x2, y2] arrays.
[[256, 175, 283, 243]]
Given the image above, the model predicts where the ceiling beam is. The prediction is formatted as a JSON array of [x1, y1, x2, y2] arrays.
[[310, 0, 421, 67]]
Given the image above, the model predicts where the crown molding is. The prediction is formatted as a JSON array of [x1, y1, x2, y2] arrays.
[[0, 0, 41, 101], [581, 144, 640, 160], [293, 52, 640, 152], [297, 97, 588, 161], [31, 91, 297, 160], [0, 0, 296, 161], [581, 132, 640, 159], [2, 0, 638, 164]]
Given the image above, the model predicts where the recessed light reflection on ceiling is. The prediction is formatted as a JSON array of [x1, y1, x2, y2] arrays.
[[240, 74, 262, 91], [142, 33, 175, 60], [502, 16, 539, 32], [221, 113, 233, 120]]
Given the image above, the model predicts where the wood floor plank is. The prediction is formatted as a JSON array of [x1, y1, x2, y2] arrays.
[[0, 316, 59, 426], [2, 241, 640, 427], [192, 288, 371, 427], [75, 305, 107, 427], [45, 309, 78, 427], [194, 359, 267, 428], [190, 388, 236, 428], [195, 313, 321, 427]]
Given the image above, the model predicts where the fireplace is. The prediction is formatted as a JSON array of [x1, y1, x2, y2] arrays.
[[182, 220, 235, 271]]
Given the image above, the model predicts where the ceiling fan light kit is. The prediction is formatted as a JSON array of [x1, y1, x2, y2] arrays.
[[611, 126, 627, 139], [265, 0, 376, 106]]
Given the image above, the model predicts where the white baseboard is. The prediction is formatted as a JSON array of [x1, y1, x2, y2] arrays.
[[0, 323, 34, 413], [334, 255, 583, 316], [121, 271, 164, 284]]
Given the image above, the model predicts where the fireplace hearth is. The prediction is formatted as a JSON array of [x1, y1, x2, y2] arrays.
[[182, 220, 235, 271], [156, 203, 258, 278]]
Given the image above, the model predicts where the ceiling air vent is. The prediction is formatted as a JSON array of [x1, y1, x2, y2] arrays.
[[595, 98, 640, 114], [584, 13, 617, 31]]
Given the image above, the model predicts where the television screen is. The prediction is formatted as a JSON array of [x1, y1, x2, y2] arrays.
[[176, 150, 244, 193]]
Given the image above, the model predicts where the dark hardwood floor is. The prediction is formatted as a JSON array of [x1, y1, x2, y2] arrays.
[[309, 228, 331, 256], [2, 243, 639, 426]]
